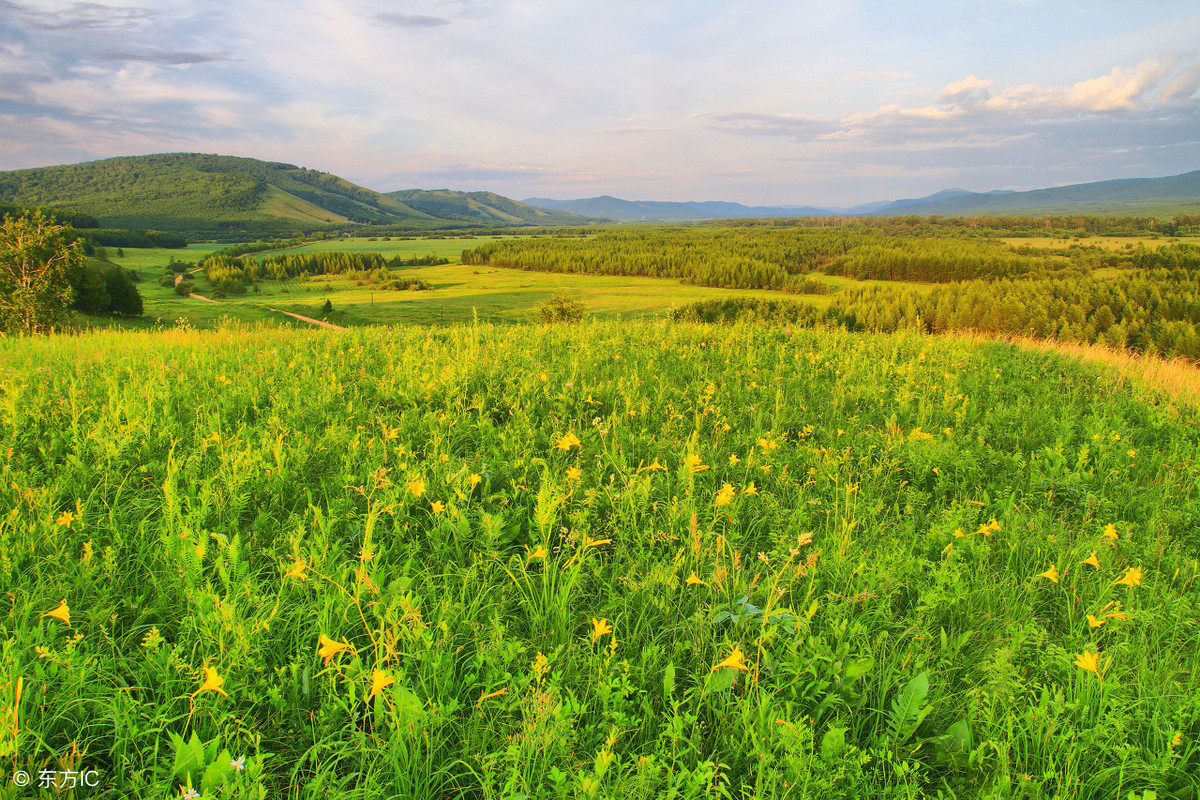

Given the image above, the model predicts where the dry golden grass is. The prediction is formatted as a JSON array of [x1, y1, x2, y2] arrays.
[[945, 330, 1200, 411]]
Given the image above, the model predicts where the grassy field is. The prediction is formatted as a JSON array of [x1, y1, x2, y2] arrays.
[[2, 320, 1197, 798], [97, 238, 830, 329]]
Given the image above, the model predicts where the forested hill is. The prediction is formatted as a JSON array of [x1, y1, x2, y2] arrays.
[[0, 154, 593, 234], [872, 170, 1200, 217], [385, 189, 592, 226]]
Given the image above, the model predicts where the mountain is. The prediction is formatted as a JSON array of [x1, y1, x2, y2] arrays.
[[521, 195, 834, 221], [527, 171, 1200, 221], [0, 153, 593, 233], [871, 171, 1200, 217], [384, 189, 590, 226]]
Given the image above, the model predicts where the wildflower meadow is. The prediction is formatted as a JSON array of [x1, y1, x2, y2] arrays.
[[1, 320, 1197, 798]]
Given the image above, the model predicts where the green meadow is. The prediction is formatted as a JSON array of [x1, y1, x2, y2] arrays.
[[99, 237, 802, 329], [2, 320, 1198, 798]]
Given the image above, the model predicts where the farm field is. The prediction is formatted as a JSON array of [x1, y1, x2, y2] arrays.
[[2, 320, 1198, 798]]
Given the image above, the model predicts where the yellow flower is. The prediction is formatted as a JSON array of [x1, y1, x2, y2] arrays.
[[55, 510, 74, 527], [566, 467, 582, 481], [728, 454, 740, 465], [1073, 650, 1100, 676], [742, 483, 758, 495], [430, 500, 445, 513], [43, 599, 70, 626], [528, 545, 548, 560], [469, 473, 482, 488], [1103, 523, 1119, 541], [714, 483, 735, 507], [685, 454, 709, 473], [532, 652, 550, 682], [756, 438, 778, 451], [555, 432, 581, 450], [194, 666, 228, 697], [407, 477, 425, 497], [711, 647, 750, 672], [284, 559, 308, 580], [590, 618, 612, 642], [1171, 731, 1183, 749], [1087, 614, 1105, 628], [637, 459, 667, 473], [317, 634, 355, 666], [1037, 565, 1060, 584], [1081, 552, 1100, 570], [368, 669, 394, 700], [1114, 566, 1143, 587], [686, 572, 707, 587]]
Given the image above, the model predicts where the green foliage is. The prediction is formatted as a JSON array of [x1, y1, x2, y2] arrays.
[[72, 263, 110, 314], [535, 290, 586, 323], [0, 210, 80, 333]]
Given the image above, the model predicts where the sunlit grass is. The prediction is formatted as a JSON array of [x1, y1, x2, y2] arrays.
[[2, 320, 1197, 797]]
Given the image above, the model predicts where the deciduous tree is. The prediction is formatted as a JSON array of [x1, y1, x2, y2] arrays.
[[0, 211, 80, 334]]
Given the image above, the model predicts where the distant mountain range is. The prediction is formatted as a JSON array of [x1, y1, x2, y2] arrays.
[[0, 153, 591, 232], [2, 154, 1196, 234], [525, 170, 1200, 220]]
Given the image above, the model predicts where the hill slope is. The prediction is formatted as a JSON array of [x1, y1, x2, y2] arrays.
[[384, 189, 592, 226], [0, 154, 592, 232], [872, 171, 1200, 216]]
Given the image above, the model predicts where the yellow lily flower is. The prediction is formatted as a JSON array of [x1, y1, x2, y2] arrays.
[[590, 618, 612, 642], [284, 559, 308, 580], [1081, 552, 1100, 570], [318, 634, 355, 665], [1114, 566, 1143, 587], [430, 500, 445, 513], [194, 666, 228, 697], [686, 572, 707, 587], [1073, 650, 1100, 676], [714, 483, 735, 507], [712, 647, 750, 672], [1036, 565, 1060, 584], [43, 599, 70, 626], [566, 467, 582, 481], [407, 477, 425, 497], [555, 432, 581, 450], [368, 669, 394, 700], [1087, 614, 1105, 628]]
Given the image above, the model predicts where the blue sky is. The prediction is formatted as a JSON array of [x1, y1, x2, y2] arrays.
[[1, 0, 1198, 205]]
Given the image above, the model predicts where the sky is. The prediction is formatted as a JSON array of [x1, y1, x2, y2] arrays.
[[1, 1, 1199, 207]]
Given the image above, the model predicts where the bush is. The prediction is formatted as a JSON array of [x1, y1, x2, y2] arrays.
[[535, 291, 585, 324], [175, 280, 193, 296]]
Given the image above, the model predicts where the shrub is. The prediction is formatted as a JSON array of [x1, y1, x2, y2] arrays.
[[535, 291, 585, 323]]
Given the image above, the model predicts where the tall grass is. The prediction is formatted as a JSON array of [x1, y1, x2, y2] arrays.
[[1, 320, 1197, 798]]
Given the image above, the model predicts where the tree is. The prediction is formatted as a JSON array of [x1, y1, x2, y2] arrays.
[[0, 211, 80, 334], [104, 266, 143, 316], [73, 264, 110, 314]]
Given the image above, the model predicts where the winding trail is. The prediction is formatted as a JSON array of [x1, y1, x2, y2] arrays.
[[266, 307, 346, 330]]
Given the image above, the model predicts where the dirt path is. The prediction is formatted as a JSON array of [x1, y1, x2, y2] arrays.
[[173, 266, 206, 286], [266, 307, 346, 330], [189, 293, 219, 303]]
